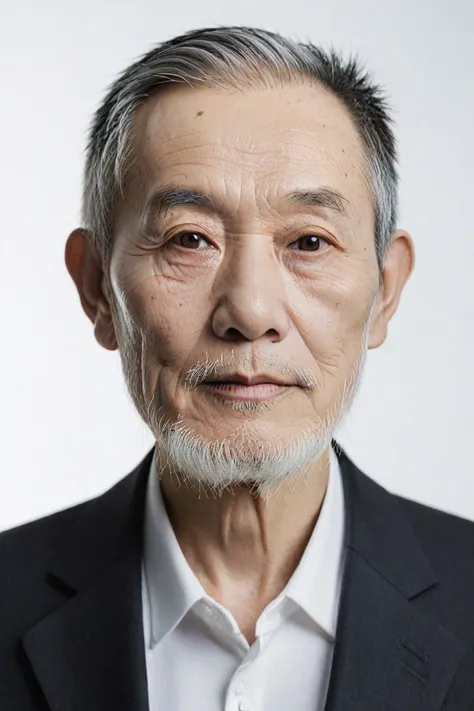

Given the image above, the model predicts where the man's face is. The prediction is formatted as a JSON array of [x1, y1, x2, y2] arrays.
[[71, 82, 411, 494]]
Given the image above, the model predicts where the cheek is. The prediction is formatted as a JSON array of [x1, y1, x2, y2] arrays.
[[289, 277, 374, 403], [114, 264, 207, 388], [293, 265, 374, 341]]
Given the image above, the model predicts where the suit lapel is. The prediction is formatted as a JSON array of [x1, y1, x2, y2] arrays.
[[325, 444, 465, 711], [21, 449, 154, 711]]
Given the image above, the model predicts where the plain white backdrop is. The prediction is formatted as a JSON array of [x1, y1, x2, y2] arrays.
[[0, 0, 472, 532]]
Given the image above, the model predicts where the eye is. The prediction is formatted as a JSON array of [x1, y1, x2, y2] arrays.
[[289, 234, 330, 252], [170, 231, 209, 249], [168, 231, 330, 252]]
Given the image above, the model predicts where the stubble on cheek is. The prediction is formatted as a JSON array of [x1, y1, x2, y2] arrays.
[[113, 289, 188, 431], [106, 265, 151, 422]]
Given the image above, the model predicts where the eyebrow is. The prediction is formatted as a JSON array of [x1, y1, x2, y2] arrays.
[[142, 184, 351, 223], [288, 187, 350, 216]]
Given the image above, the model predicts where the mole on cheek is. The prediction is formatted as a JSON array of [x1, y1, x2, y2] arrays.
[[196, 110, 204, 117]]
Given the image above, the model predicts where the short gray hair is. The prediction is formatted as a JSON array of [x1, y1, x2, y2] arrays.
[[81, 26, 399, 273]]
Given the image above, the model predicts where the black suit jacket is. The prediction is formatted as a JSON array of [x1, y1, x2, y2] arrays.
[[1, 442, 474, 710]]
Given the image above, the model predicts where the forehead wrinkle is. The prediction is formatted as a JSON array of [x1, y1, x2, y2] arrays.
[[151, 144, 288, 173], [146, 139, 363, 192], [143, 109, 363, 160], [140, 119, 363, 181]]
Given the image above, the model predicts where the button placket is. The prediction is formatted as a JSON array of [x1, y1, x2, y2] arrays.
[[233, 673, 247, 695]]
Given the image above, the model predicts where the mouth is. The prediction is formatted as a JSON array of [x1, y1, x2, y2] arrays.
[[201, 381, 294, 402]]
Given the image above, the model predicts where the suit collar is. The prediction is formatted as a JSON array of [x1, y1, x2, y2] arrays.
[[334, 441, 438, 599], [21, 442, 465, 711], [325, 442, 464, 711], [45, 447, 153, 593]]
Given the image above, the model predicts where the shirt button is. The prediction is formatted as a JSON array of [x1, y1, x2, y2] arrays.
[[237, 699, 250, 711]]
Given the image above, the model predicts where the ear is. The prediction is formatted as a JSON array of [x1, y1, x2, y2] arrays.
[[65, 228, 118, 351], [368, 230, 415, 349]]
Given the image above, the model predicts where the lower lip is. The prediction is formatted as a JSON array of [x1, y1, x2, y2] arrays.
[[202, 382, 292, 401]]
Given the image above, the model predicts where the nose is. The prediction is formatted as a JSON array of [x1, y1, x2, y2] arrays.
[[211, 240, 290, 344]]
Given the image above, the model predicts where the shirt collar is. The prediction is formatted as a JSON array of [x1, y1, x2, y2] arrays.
[[142, 444, 346, 649], [283, 445, 346, 639], [142, 448, 206, 648]]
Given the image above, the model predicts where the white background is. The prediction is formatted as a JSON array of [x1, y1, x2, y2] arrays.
[[0, 0, 472, 532]]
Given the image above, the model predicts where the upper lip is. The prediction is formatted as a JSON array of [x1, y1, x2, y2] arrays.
[[204, 372, 291, 386]]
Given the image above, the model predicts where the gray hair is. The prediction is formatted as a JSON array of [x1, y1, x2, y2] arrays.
[[81, 26, 399, 274]]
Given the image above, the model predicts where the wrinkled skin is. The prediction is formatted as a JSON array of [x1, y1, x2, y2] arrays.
[[66, 82, 414, 637]]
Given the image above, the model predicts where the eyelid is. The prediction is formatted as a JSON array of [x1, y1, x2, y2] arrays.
[[167, 225, 211, 239], [298, 226, 335, 240]]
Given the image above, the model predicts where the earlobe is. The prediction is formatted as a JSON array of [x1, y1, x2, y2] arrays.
[[93, 310, 118, 351], [65, 228, 118, 351], [367, 308, 388, 349]]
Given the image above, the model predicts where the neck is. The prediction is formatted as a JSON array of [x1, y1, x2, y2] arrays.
[[157, 447, 331, 609]]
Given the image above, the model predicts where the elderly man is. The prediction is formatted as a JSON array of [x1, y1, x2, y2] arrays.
[[1, 25, 473, 711]]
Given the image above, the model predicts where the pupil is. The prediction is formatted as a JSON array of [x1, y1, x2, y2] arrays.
[[304, 236, 319, 250], [183, 233, 200, 248]]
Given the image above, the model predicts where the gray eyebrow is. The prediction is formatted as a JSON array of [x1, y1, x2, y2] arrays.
[[287, 187, 351, 216], [142, 184, 351, 222], [143, 187, 218, 222]]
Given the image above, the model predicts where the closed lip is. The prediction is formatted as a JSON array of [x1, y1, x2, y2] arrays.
[[203, 373, 292, 387]]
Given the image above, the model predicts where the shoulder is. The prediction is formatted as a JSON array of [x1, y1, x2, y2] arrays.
[[337, 443, 474, 564], [0, 498, 99, 657], [0, 451, 151, 604], [395, 493, 474, 634], [0, 454, 150, 656], [0, 498, 95, 590], [396, 493, 474, 560]]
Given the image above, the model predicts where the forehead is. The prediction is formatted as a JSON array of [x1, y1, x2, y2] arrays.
[[129, 82, 371, 212]]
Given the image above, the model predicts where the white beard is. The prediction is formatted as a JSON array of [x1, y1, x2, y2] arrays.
[[151, 324, 371, 499]]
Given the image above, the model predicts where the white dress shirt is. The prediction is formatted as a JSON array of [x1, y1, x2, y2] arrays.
[[141, 446, 346, 711]]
